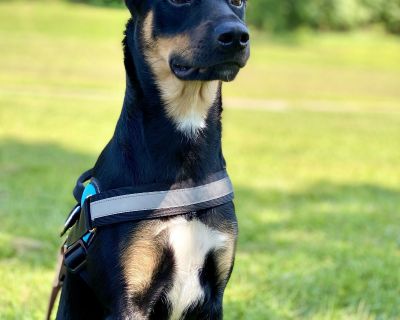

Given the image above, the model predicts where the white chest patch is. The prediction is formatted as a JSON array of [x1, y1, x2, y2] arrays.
[[175, 109, 207, 138], [163, 217, 228, 320]]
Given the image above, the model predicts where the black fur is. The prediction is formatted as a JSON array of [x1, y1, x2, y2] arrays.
[[57, 0, 249, 318]]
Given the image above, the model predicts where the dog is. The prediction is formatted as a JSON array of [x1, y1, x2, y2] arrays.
[[55, 0, 249, 319]]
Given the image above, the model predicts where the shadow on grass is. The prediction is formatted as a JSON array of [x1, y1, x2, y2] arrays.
[[235, 181, 400, 247], [1, 138, 399, 316], [228, 183, 400, 317], [0, 138, 96, 268]]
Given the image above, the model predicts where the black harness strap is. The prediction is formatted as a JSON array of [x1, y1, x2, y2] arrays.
[[72, 169, 93, 203], [47, 169, 234, 320], [87, 170, 233, 228]]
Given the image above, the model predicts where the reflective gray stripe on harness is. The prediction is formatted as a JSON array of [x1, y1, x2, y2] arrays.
[[62, 169, 234, 241], [89, 174, 233, 226]]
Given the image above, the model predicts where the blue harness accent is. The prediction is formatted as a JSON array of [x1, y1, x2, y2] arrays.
[[81, 183, 97, 207], [80, 183, 98, 244], [81, 232, 92, 244]]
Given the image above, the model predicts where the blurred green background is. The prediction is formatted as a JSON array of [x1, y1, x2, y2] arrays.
[[0, 0, 400, 319], [70, 0, 400, 33]]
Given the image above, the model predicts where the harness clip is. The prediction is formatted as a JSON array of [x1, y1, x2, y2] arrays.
[[64, 240, 88, 273], [60, 204, 81, 237]]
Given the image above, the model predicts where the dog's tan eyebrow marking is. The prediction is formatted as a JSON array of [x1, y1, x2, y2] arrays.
[[142, 11, 219, 138]]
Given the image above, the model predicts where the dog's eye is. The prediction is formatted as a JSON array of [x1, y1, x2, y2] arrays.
[[230, 0, 244, 7], [169, 0, 191, 5]]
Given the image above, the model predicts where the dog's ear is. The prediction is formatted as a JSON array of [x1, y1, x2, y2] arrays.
[[125, 0, 141, 14]]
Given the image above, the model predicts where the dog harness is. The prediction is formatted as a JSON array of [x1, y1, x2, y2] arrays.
[[46, 169, 234, 319]]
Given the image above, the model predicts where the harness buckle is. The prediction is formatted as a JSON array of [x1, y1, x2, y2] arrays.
[[64, 240, 87, 273], [63, 226, 96, 274]]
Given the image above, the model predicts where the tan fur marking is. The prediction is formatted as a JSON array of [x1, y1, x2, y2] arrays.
[[122, 221, 166, 295], [215, 233, 236, 284], [142, 11, 219, 136], [206, 215, 238, 284]]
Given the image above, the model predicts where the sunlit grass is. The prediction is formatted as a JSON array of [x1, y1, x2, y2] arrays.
[[0, 1, 400, 319]]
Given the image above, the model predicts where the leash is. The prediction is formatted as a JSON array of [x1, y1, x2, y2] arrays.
[[46, 169, 234, 319], [46, 246, 66, 320]]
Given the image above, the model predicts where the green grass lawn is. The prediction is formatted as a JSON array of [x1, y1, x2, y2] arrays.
[[1, 1, 400, 319]]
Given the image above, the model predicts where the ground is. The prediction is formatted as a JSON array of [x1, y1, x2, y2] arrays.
[[0, 1, 400, 319]]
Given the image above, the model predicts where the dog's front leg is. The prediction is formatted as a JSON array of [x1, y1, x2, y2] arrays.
[[56, 273, 105, 320]]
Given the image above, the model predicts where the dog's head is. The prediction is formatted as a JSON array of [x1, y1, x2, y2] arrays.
[[125, 0, 250, 82], [124, 0, 250, 136]]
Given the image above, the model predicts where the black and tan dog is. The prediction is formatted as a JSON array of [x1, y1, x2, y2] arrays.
[[56, 0, 249, 319]]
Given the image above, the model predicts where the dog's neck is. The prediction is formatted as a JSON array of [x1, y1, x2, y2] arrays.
[[93, 20, 226, 188]]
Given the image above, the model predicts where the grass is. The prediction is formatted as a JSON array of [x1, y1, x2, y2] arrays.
[[1, 1, 400, 319]]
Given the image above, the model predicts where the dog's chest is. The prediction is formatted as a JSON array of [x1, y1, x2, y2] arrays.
[[122, 215, 235, 319], [165, 217, 228, 319]]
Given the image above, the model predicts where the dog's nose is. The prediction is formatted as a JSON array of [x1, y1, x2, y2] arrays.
[[216, 22, 249, 51]]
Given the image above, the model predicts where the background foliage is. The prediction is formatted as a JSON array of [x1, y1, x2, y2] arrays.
[[247, 0, 400, 33], [68, 0, 400, 33]]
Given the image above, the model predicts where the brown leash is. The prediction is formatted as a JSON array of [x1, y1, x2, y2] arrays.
[[46, 246, 66, 320]]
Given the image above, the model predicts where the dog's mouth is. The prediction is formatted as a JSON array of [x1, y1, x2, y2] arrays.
[[171, 61, 242, 82], [171, 63, 197, 78]]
